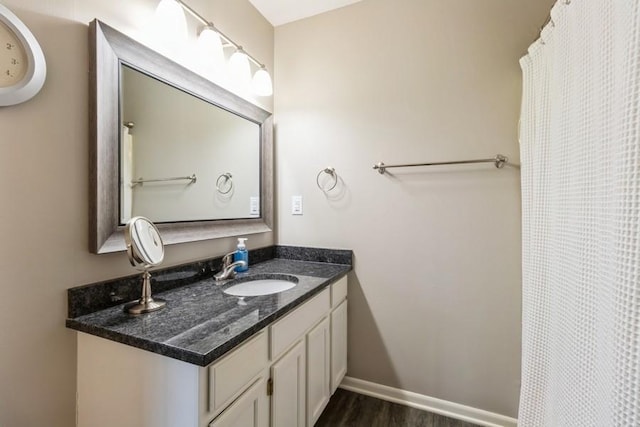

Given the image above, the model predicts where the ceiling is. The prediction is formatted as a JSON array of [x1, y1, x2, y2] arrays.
[[248, 0, 363, 26]]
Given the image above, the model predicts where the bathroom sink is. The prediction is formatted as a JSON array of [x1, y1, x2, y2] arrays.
[[223, 274, 298, 297]]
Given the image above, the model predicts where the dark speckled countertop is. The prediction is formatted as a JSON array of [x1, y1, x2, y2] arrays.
[[66, 247, 351, 367]]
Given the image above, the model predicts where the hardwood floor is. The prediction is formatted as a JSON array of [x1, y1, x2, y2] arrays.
[[316, 389, 481, 427]]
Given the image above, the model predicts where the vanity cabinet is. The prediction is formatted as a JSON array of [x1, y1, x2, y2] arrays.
[[76, 276, 348, 427], [269, 287, 329, 427], [269, 276, 347, 427]]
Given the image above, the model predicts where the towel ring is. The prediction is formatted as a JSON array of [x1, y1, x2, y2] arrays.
[[216, 173, 233, 194], [316, 167, 338, 192]]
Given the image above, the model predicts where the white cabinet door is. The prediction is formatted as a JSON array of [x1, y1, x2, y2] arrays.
[[330, 299, 347, 394], [306, 316, 331, 426], [271, 339, 306, 427], [209, 376, 268, 427]]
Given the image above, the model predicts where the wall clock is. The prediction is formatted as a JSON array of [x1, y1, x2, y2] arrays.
[[0, 3, 46, 106]]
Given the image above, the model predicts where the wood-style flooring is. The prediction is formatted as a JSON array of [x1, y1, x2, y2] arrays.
[[316, 389, 481, 427]]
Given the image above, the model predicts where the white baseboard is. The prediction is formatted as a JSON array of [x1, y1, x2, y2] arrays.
[[339, 377, 517, 427]]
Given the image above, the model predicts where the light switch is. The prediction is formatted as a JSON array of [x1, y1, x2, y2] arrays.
[[292, 195, 303, 215], [249, 197, 260, 216]]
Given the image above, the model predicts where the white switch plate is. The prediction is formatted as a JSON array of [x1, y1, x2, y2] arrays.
[[249, 197, 260, 216], [292, 195, 303, 215]]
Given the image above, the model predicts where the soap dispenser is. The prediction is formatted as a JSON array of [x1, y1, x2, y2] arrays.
[[234, 238, 249, 272]]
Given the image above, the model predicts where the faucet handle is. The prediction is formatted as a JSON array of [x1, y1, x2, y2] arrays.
[[221, 251, 237, 268], [214, 259, 246, 282]]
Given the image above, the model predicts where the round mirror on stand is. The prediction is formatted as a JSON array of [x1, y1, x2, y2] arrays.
[[124, 216, 166, 314]]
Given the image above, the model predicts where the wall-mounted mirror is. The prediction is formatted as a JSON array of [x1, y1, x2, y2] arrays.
[[89, 20, 273, 254]]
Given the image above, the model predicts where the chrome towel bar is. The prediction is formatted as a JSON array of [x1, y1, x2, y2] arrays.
[[373, 154, 508, 174], [131, 174, 197, 187]]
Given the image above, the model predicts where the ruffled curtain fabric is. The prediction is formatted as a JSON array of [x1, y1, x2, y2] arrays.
[[518, 0, 640, 425]]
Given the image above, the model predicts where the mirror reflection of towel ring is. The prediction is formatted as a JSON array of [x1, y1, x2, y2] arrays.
[[216, 173, 233, 194], [316, 167, 338, 192]]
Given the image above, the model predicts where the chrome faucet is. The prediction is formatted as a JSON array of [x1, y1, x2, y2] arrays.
[[214, 251, 246, 281]]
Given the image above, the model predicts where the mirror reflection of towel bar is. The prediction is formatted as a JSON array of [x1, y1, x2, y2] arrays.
[[131, 174, 197, 187]]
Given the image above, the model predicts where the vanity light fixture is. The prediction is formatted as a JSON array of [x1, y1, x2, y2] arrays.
[[171, 0, 274, 97], [252, 65, 273, 97], [229, 47, 252, 92], [152, 0, 187, 55], [195, 25, 226, 83]]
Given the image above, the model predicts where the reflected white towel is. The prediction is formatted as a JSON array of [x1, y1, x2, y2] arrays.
[[121, 126, 134, 222]]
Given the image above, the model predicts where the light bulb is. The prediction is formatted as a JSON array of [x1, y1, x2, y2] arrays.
[[152, 0, 187, 57], [195, 26, 227, 83], [252, 67, 273, 96], [228, 48, 252, 94]]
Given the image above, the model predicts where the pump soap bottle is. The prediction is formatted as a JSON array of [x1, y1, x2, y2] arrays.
[[234, 238, 249, 272]]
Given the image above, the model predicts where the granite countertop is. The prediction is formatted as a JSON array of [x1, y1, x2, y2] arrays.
[[66, 254, 350, 367]]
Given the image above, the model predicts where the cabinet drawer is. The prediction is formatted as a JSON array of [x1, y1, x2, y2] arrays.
[[209, 331, 269, 414], [270, 288, 330, 360], [331, 276, 348, 308]]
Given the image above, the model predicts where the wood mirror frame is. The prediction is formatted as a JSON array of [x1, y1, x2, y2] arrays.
[[89, 20, 273, 254]]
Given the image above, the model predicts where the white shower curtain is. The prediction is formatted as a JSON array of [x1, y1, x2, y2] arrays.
[[519, 0, 640, 426]]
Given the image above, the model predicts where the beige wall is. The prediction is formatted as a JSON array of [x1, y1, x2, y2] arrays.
[[0, 1, 273, 426], [274, 0, 553, 417]]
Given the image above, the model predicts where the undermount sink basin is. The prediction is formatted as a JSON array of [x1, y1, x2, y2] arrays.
[[223, 274, 298, 297]]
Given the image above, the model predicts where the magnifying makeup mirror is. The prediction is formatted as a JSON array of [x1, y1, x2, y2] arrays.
[[124, 216, 166, 314]]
